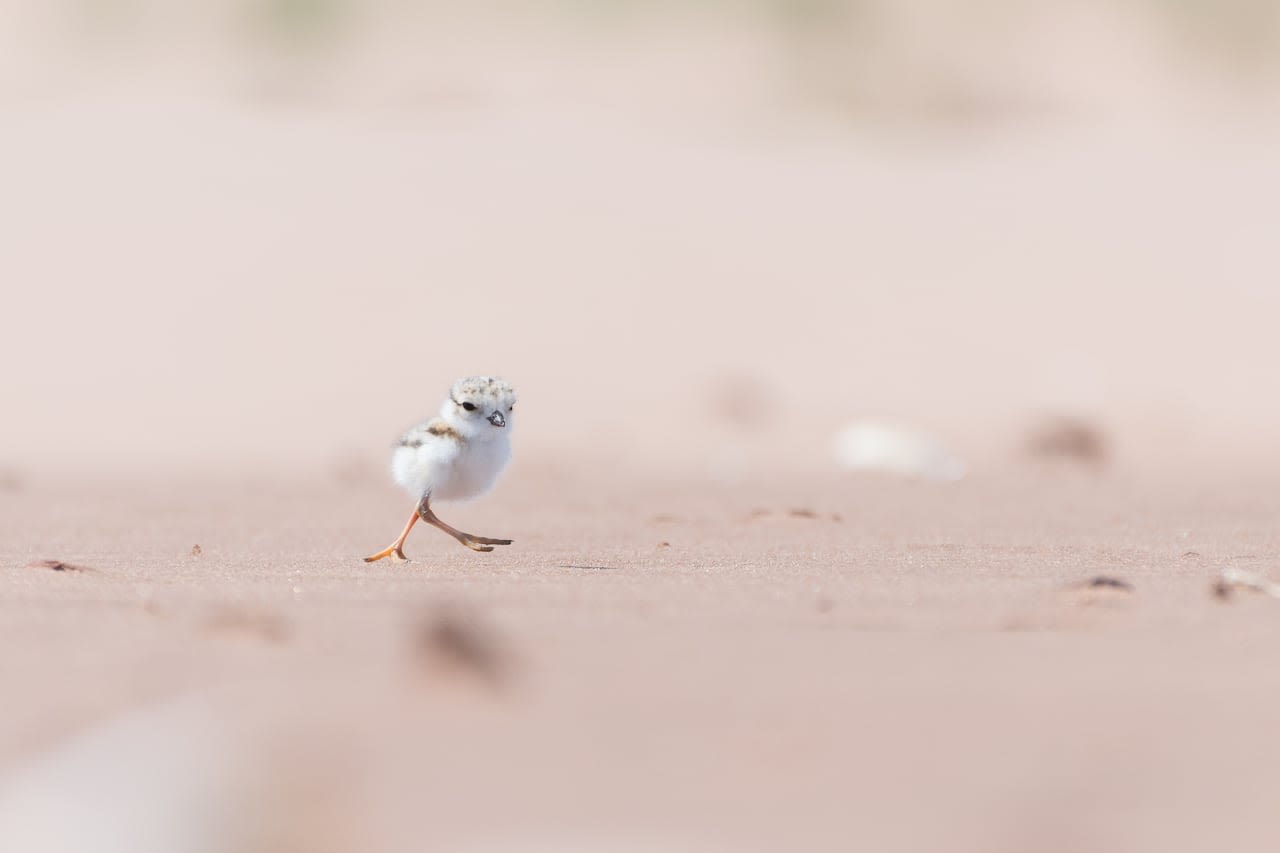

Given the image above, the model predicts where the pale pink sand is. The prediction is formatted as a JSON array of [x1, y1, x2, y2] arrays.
[[3, 466, 1279, 852]]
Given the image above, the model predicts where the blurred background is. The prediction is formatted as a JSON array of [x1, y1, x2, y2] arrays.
[[2, 0, 1279, 481]]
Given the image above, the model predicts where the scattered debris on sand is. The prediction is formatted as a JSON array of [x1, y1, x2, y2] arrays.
[[1212, 567, 1280, 601], [25, 559, 95, 573], [1025, 416, 1109, 465], [190, 544, 203, 557], [833, 421, 966, 481]]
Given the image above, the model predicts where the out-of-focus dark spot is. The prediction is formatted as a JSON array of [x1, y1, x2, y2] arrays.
[[707, 374, 777, 429], [1059, 575, 1135, 607], [25, 559, 95, 573], [749, 508, 838, 522], [1025, 416, 1109, 465], [191, 544, 203, 557], [415, 606, 511, 689], [206, 606, 292, 644], [142, 600, 167, 617], [1085, 576, 1133, 591]]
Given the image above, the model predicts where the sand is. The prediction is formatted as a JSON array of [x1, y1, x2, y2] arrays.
[[3, 465, 1280, 852]]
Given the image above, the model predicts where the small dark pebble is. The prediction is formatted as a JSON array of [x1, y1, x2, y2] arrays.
[[191, 544, 203, 557]]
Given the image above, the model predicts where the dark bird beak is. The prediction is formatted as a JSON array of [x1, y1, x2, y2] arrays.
[[487, 411, 506, 428]]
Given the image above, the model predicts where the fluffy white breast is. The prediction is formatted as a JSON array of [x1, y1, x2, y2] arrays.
[[390, 418, 511, 502], [435, 434, 511, 501]]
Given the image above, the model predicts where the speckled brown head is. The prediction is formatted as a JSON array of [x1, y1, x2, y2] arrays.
[[441, 376, 517, 440]]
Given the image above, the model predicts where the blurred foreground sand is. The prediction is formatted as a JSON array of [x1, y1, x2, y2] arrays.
[[4, 466, 1280, 852]]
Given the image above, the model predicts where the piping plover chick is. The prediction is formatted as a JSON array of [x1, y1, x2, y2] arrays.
[[364, 376, 517, 563]]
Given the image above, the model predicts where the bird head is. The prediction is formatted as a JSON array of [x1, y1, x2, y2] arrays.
[[441, 376, 517, 440]]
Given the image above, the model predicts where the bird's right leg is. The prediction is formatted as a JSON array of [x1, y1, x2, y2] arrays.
[[362, 508, 419, 563]]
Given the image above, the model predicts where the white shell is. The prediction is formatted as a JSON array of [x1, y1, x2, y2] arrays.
[[832, 421, 966, 481]]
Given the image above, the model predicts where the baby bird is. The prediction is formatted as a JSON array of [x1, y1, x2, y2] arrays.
[[364, 376, 517, 563]]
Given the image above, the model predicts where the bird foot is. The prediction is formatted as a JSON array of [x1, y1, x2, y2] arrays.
[[471, 536, 514, 546], [457, 535, 513, 552], [363, 546, 409, 563]]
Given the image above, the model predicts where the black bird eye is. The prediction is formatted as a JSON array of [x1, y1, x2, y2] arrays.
[[461, 402, 477, 412], [508, 404, 515, 411]]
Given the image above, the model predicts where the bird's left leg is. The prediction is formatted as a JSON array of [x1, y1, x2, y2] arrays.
[[418, 496, 513, 552], [362, 508, 419, 563]]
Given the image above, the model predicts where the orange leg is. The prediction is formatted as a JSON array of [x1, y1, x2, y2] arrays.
[[363, 508, 419, 563], [417, 496, 513, 553]]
